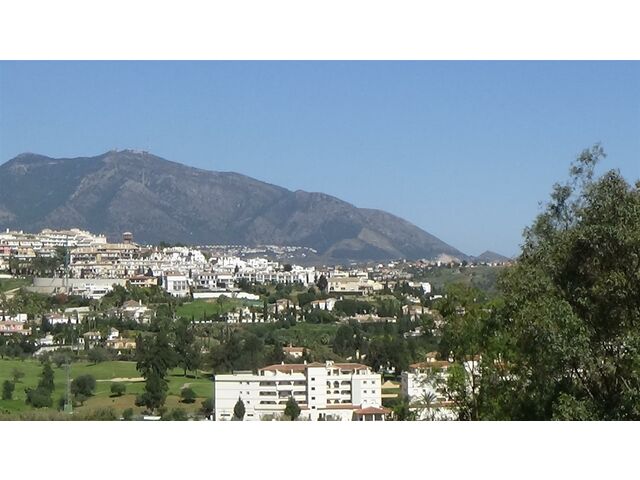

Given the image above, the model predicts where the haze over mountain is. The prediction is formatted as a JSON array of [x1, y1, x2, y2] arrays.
[[474, 250, 512, 263], [0, 150, 468, 263]]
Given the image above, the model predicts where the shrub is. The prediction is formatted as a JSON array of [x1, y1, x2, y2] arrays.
[[180, 387, 196, 404], [111, 382, 126, 397], [2, 380, 15, 400], [25, 387, 52, 408]]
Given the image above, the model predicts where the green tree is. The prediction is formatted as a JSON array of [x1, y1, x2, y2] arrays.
[[316, 274, 328, 292], [483, 145, 640, 420], [25, 386, 52, 408], [233, 397, 245, 420], [122, 407, 134, 421], [135, 371, 168, 413], [174, 320, 201, 377], [135, 329, 177, 413], [200, 398, 214, 419], [284, 396, 300, 421], [2, 380, 15, 400], [111, 382, 127, 397], [38, 362, 55, 394], [87, 347, 109, 364], [180, 387, 197, 404], [71, 374, 97, 399], [392, 396, 416, 421]]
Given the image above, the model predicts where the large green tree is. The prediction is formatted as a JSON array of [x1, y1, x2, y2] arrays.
[[485, 145, 640, 420], [135, 329, 177, 413]]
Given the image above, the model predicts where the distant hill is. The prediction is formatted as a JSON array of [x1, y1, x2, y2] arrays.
[[474, 250, 512, 263], [0, 150, 468, 263]]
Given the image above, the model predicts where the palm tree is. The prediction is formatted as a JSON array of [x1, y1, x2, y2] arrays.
[[413, 391, 439, 421]]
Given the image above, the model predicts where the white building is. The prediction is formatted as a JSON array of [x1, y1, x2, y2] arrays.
[[163, 272, 190, 297], [214, 360, 387, 421], [401, 355, 480, 420], [327, 276, 384, 295], [309, 298, 337, 311]]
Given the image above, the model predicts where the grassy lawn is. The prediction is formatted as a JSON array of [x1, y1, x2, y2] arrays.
[[0, 277, 31, 293], [0, 359, 213, 418]]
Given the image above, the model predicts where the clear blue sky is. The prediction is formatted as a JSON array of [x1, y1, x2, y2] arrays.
[[1, 61, 638, 257]]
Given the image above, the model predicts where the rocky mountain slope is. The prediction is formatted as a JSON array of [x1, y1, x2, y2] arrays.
[[0, 150, 468, 263]]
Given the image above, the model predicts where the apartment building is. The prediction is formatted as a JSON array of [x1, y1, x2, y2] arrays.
[[163, 272, 190, 297], [214, 360, 386, 421]]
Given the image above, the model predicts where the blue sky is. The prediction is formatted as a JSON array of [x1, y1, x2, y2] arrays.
[[1, 61, 638, 257]]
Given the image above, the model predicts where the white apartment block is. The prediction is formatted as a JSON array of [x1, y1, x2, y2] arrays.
[[215, 360, 387, 421], [163, 272, 190, 297]]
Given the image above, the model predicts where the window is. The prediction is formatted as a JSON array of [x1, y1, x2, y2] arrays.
[[363, 390, 367, 393], [311, 377, 315, 381], [311, 396, 316, 400], [311, 386, 316, 391]]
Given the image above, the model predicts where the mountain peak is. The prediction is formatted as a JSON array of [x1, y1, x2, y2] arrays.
[[475, 250, 512, 263]]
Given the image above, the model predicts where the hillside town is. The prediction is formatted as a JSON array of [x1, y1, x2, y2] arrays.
[[0, 227, 510, 420]]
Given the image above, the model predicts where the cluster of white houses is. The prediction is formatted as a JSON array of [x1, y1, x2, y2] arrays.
[[214, 360, 390, 421], [2, 229, 438, 302]]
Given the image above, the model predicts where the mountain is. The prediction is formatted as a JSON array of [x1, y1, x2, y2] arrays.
[[0, 150, 467, 263], [474, 250, 512, 263]]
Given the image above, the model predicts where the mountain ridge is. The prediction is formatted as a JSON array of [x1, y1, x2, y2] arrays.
[[0, 150, 469, 263]]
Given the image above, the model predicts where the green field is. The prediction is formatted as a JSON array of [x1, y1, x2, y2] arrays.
[[0, 359, 213, 418], [0, 277, 31, 293]]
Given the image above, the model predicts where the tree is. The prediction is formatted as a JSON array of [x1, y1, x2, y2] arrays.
[[135, 371, 168, 413], [38, 362, 55, 394], [111, 382, 127, 397], [122, 408, 134, 421], [392, 395, 416, 421], [174, 320, 201, 377], [200, 398, 214, 419], [25, 387, 53, 408], [316, 274, 328, 292], [480, 145, 640, 420], [71, 374, 97, 399], [233, 398, 245, 420], [284, 396, 300, 421], [135, 329, 177, 413], [180, 387, 197, 404], [88, 347, 109, 364], [51, 350, 73, 369], [2, 380, 15, 400]]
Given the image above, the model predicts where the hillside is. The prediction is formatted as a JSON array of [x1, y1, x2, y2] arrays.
[[0, 150, 468, 263]]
